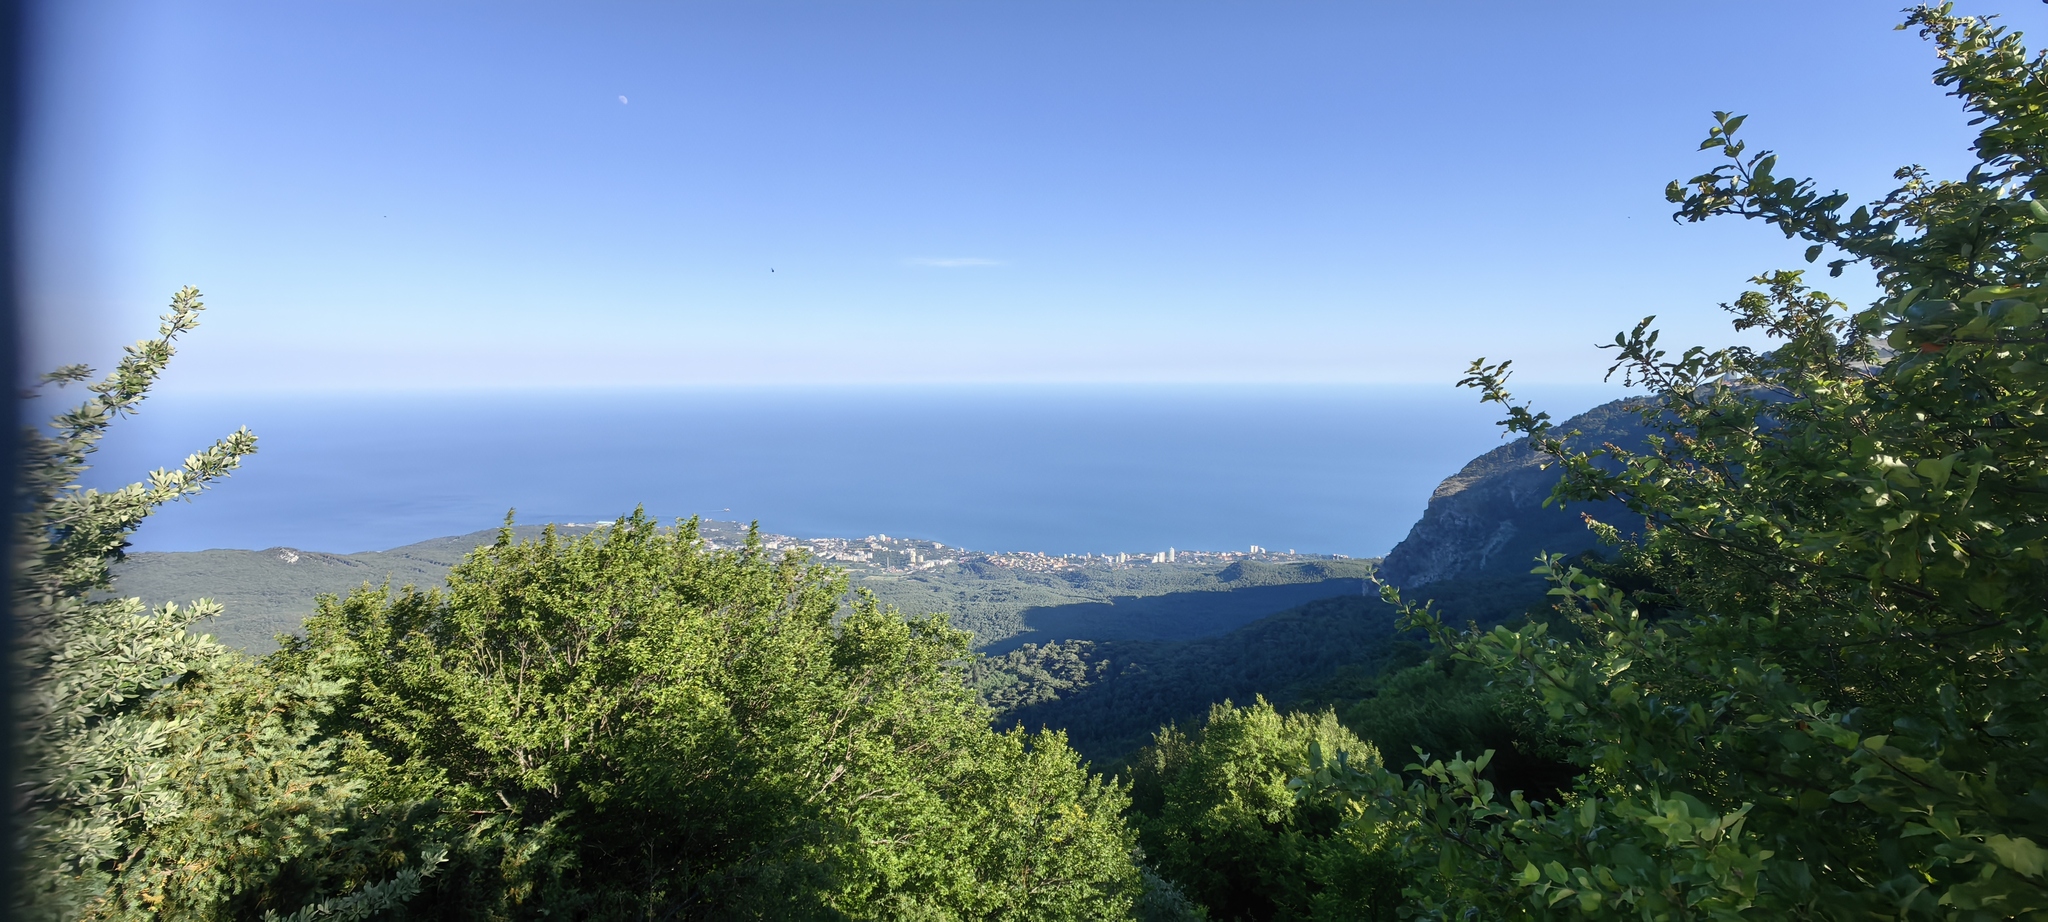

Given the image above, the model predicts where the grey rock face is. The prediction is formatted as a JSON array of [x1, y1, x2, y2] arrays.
[[1379, 399, 1653, 589]]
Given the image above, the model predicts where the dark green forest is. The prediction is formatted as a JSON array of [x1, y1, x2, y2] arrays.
[[22, 8, 2048, 919]]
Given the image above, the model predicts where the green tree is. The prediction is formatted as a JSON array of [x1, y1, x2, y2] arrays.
[[291, 513, 1141, 919], [1311, 6, 2048, 919], [1333, 657, 1574, 804], [1129, 699, 1400, 921], [13, 288, 421, 921]]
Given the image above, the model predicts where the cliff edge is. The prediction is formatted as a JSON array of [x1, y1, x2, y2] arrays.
[[1378, 399, 1653, 589]]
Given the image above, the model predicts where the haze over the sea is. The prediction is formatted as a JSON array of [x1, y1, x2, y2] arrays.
[[87, 384, 1619, 558]]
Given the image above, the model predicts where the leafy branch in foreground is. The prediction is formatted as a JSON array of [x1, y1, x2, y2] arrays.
[[15, 290, 451, 921], [15, 287, 264, 918], [1318, 6, 2048, 919]]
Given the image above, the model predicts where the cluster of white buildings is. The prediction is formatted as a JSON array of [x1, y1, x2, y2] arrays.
[[784, 533, 960, 571], [673, 522, 1324, 576], [976, 546, 1323, 572]]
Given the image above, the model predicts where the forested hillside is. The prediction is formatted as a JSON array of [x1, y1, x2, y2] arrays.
[[115, 525, 1377, 653], [973, 570, 1561, 762], [107, 526, 593, 651], [973, 595, 1396, 760]]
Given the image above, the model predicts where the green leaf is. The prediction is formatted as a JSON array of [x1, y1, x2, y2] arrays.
[[1985, 835, 2048, 878], [1913, 457, 1957, 490], [1961, 285, 2025, 303]]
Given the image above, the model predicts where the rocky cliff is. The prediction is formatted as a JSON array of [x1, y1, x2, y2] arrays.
[[1378, 399, 1653, 589]]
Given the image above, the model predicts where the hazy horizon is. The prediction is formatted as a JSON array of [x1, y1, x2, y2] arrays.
[[83, 382, 1624, 558]]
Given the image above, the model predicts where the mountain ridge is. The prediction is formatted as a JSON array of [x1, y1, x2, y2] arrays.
[[1377, 398, 1654, 591]]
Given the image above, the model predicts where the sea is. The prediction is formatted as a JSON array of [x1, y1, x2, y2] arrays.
[[77, 384, 1623, 558]]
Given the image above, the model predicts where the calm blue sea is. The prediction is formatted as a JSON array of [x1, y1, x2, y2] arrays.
[[78, 385, 1621, 557]]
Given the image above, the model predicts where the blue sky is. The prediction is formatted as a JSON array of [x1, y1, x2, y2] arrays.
[[23, 1, 2046, 391]]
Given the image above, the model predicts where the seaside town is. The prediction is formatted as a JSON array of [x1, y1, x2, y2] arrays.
[[753, 531, 1349, 575], [561, 514, 1359, 573], [564, 519, 1356, 576]]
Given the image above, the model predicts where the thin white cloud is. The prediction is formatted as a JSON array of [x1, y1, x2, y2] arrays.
[[904, 257, 1003, 268]]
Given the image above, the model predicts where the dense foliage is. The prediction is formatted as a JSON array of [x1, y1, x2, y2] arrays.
[[1307, 6, 2048, 919], [286, 514, 1141, 919], [966, 569, 1563, 766], [1128, 699, 1400, 922], [972, 594, 1400, 761], [1312, 657, 1575, 805], [12, 289, 364, 920]]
